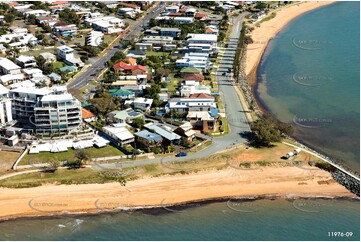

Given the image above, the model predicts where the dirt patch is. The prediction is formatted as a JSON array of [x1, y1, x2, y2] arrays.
[[0, 151, 21, 169]]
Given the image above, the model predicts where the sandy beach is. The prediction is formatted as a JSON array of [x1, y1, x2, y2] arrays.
[[0, 165, 355, 220], [246, 1, 335, 82]]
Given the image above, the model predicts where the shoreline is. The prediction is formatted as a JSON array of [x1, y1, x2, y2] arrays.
[[1, 194, 358, 223], [0, 165, 356, 221], [243, 1, 360, 174]]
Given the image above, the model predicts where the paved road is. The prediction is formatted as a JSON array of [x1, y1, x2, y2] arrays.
[[94, 12, 251, 170], [67, 3, 165, 91]]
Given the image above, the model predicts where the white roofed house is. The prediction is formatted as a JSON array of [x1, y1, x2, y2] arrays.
[[16, 55, 37, 68], [40, 52, 57, 63], [85, 16, 124, 34], [174, 121, 196, 142], [125, 98, 153, 112], [22, 68, 49, 84], [0, 31, 38, 52], [103, 125, 134, 148], [186, 34, 217, 47], [165, 93, 217, 114], [23, 9, 50, 17], [0, 58, 22, 75]]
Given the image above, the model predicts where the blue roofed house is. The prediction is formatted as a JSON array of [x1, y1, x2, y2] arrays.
[[135, 130, 162, 148], [144, 122, 181, 145]]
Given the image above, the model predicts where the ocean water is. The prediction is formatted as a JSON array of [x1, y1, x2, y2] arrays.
[[256, 1, 360, 172], [0, 199, 359, 241]]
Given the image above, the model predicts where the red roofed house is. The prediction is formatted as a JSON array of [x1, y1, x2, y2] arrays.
[[195, 13, 208, 20], [189, 93, 213, 99], [82, 108, 97, 122], [183, 73, 205, 82], [113, 61, 152, 80], [119, 2, 141, 11], [124, 57, 137, 66]]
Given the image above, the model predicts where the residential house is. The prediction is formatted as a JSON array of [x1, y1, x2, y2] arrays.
[[48, 72, 62, 82], [165, 6, 180, 13], [125, 97, 153, 111], [103, 125, 134, 147], [186, 110, 218, 133], [108, 108, 143, 123], [85, 16, 124, 34], [159, 27, 181, 38], [195, 12, 208, 20], [174, 121, 196, 142], [40, 52, 57, 63], [16, 55, 37, 68], [23, 9, 50, 17], [165, 93, 217, 113], [118, 8, 138, 18], [155, 16, 194, 24], [186, 33, 217, 46], [144, 122, 181, 145], [108, 88, 135, 99], [82, 108, 97, 122], [113, 61, 150, 79], [185, 8, 197, 17], [118, 2, 141, 11], [53, 24, 78, 36], [0, 58, 22, 75], [135, 43, 153, 51], [135, 130, 162, 148], [180, 81, 211, 97]]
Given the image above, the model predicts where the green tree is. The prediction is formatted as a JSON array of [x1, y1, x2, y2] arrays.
[[59, 8, 79, 25], [74, 150, 90, 163], [4, 13, 14, 24], [250, 118, 284, 147], [27, 14, 37, 25], [132, 117, 145, 129]]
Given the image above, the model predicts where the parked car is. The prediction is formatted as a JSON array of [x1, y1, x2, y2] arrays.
[[176, 152, 187, 157]]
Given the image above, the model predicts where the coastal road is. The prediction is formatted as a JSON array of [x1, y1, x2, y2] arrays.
[[94, 12, 251, 170], [67, 2, 165, 91]]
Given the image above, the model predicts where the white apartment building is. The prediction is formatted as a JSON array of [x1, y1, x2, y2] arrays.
[[0, 84, 13, 126], [34, 91, 82, 134], [57, 45, 84, 67], [85, 30, 104, 47]]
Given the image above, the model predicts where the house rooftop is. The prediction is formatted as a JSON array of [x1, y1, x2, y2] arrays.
[[135, 130, 162, 142], [82, 108, 96, 119]]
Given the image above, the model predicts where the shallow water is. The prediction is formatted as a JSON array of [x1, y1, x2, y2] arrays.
[[256, 1, 360, 172]]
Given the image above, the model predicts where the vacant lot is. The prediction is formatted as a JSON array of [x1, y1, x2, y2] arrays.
[[0, 151, 22, 169], [20, 146, 125, 165]]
